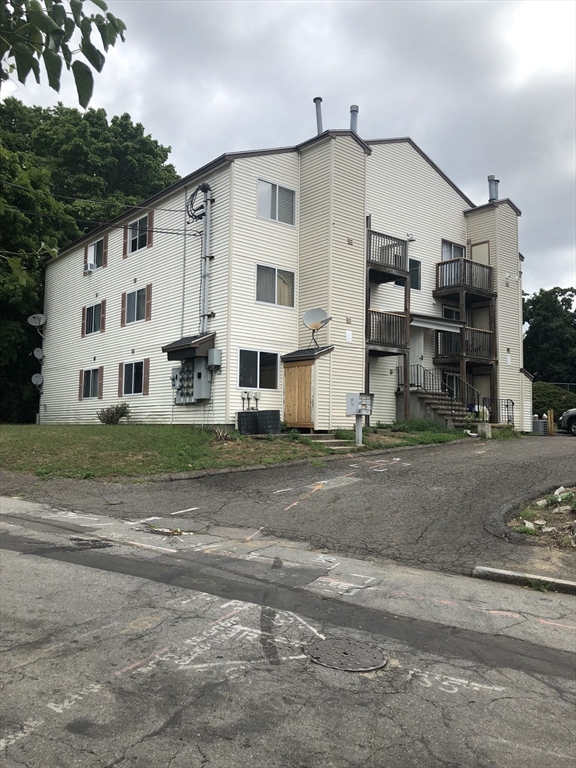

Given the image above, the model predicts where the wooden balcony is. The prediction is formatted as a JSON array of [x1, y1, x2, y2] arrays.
[[367, 230, 409, 284], [433, 258, 494, 299], [367, 310, 408, 355], [434, 328, 495, 363]]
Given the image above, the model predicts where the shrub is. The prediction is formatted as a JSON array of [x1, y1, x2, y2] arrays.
[[532, 382, 576, 418], [390, 419, 448, 433], [96, 402, 130, 425], [492, 425, 520, 439]]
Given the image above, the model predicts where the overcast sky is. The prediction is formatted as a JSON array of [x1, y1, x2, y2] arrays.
[[4, 0, 575, 294]]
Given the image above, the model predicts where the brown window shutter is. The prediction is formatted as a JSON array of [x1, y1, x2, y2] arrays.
[[78, 370, 84, 401], [102, 234, 108, 268], [145, 283, 152, 321], [147, 210, 154, 248], [83, 245, 88, 272], [81, 306, 86, 337], [122, 226, 128, 258], [118, 363, 124, 397], [143, 358, 150, 396], [98, 366, 104, 399], [100, 299, 106, 333], [121, 292, 126, 327]]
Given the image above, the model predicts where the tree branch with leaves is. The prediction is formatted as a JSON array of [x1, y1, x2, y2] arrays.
[[0, 0, 126, 107]]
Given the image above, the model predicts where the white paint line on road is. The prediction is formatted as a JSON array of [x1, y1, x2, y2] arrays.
[[124, 540, 178, 554], [172, 507, 199, 514], [286, 612, 326, 639], [273, 488, 292, 494], [139, 517, 161, 522], [245, 526, 264, 541], [373, 469, 388, 472]]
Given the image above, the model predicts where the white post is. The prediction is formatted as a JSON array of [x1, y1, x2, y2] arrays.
[[355, 414, 363, 446]]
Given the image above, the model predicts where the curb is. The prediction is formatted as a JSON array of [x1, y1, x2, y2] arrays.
[[472, 566, 576, 595]]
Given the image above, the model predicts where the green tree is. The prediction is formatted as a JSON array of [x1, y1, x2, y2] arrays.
[[0, 99, 180, 422], [523, 287, 576, 383], [0, 0, 126, 108]]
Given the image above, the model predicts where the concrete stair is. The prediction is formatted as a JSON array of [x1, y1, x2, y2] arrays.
[[308, 433, 356, 453], [418, 393, 470, 429]]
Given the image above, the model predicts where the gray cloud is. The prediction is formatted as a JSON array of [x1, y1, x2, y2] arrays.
[[8, 0, 575, 293]]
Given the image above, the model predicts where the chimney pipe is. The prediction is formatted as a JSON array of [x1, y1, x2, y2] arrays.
[[313, 97, 323, 134], [488, 175, 500, 203], [350, 104, 359, 133]]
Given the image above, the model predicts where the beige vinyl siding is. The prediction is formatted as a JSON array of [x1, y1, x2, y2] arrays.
[[227, 152, 300, 423], [520, 373, 533, 431], [41, 166, 231, 424], [314, 355, 331, 430], [366, 142, 468, 320], [369, 358, 397, 424], [327, 136, 367, 428], [298, 138, 332, 350], [494, 204, 523, 422]]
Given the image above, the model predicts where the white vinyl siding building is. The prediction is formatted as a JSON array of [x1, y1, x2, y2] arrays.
[[40, 126, 530, 431]]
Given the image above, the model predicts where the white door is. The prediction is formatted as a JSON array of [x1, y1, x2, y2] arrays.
[[410, 329, 424, 367]]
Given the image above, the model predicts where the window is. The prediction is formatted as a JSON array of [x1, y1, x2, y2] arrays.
[[85, 303, 102, 334], [442, 305, 461, 320], [123, 361, 144, 395], [395, 258, 421, 290], [82, 368, 99, 399], [256, 265, 295, 307], [442, 240, 465, 261], [129, 215, 148, 253], [126, 288, 146, 323], [90, 239, 104, 268], [257, 180, 295, 225], [239, 350, 278, 389]]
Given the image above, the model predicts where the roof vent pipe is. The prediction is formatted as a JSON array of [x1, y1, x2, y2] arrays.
[[350, 104, 359, 133], [313, 97, 323, 134], [488, 175, 500, 203]]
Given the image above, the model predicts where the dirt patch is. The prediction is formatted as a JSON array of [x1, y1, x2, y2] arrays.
[[508, 486, 576, 550]]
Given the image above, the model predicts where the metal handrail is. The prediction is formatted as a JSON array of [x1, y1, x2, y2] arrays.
[[397, 363, 481, 415]]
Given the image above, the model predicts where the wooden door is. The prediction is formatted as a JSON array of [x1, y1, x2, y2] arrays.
[[284, 360, 313, 428]]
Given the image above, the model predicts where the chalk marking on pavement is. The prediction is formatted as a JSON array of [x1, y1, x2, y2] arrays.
[[273, 488, 292, 494], [172, 507, 199, 514], [408, 669, 506, 694], [123, 540, 178, 553], [373, 469, 388, 472], [488, 610, 521, 618], [284, 502, 299, 511], [0, 720, 44, 751], [483, 736, 575, 760], [286, 612, 326, 639], [116, 648, 170, 676], [245, 527, 264, 541], [139, 516, 161, 522], [538, 619, 576, 630]]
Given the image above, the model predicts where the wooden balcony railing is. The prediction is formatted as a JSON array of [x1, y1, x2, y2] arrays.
[[367, 310, 407, 348], [436, 258, 493, 292], [367, 230, 407, 271], [435, 328, 494, 359]]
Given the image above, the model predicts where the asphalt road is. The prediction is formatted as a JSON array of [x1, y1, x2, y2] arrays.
[[1, 511, 575, 768], [3, 435, 575, 579]]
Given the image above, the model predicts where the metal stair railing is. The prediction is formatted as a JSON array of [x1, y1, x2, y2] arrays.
[[397, 364, 481, 417]]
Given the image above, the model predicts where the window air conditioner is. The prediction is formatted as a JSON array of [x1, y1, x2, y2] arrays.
[[86, 262, 97, 272]]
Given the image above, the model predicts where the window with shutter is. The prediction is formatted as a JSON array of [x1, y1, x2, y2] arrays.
[[128, 215, 148, 253], [85, 302, 102, 334], [81, 368, 100, 399], [125, 288, 146, 323], [123, 360, 144, 395]]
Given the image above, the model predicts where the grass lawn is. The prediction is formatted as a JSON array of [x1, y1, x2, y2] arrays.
[[0, 422, 467, 480]]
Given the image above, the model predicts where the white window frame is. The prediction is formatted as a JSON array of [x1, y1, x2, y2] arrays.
[[441, 240, 465, 261], [237, 348, 279, 390], [123, 360, 144, 396], [89, 238, 104, 269], [125, 287, 146, 324], [85, 302, 102, 335], [129, 215, 148, 253], [255, 264, 295, 308], [257, 178, 296, 226], [82, 368, 99, 399], [442, 305, 461, 321]]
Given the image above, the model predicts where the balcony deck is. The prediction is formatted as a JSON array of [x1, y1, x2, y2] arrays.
[[433, 328, 495, 364], [367, 230, 409, 284], [367, 310, 408, 356], [433, 257, 495, 299]]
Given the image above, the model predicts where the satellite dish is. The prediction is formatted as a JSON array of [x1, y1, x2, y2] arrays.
[[31, 373, 44, 386], [33, 348, 44, 361], [27, 314, 46, 327], [303, 308, 332, 331], [302, 308, 332, 349]]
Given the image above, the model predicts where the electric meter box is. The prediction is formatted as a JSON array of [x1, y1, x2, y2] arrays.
[[346, 392, 374, 416], [172, 357, 211, 404]]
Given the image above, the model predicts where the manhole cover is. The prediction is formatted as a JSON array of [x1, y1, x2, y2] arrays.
[[304, 638, 387, 672]]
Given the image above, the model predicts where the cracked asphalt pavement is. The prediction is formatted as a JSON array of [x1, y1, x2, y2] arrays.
[[2, 434, 575, 579]]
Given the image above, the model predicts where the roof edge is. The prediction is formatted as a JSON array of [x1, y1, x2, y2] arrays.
[[297, 129, 372, 155], [464, 199, 522, 217]]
